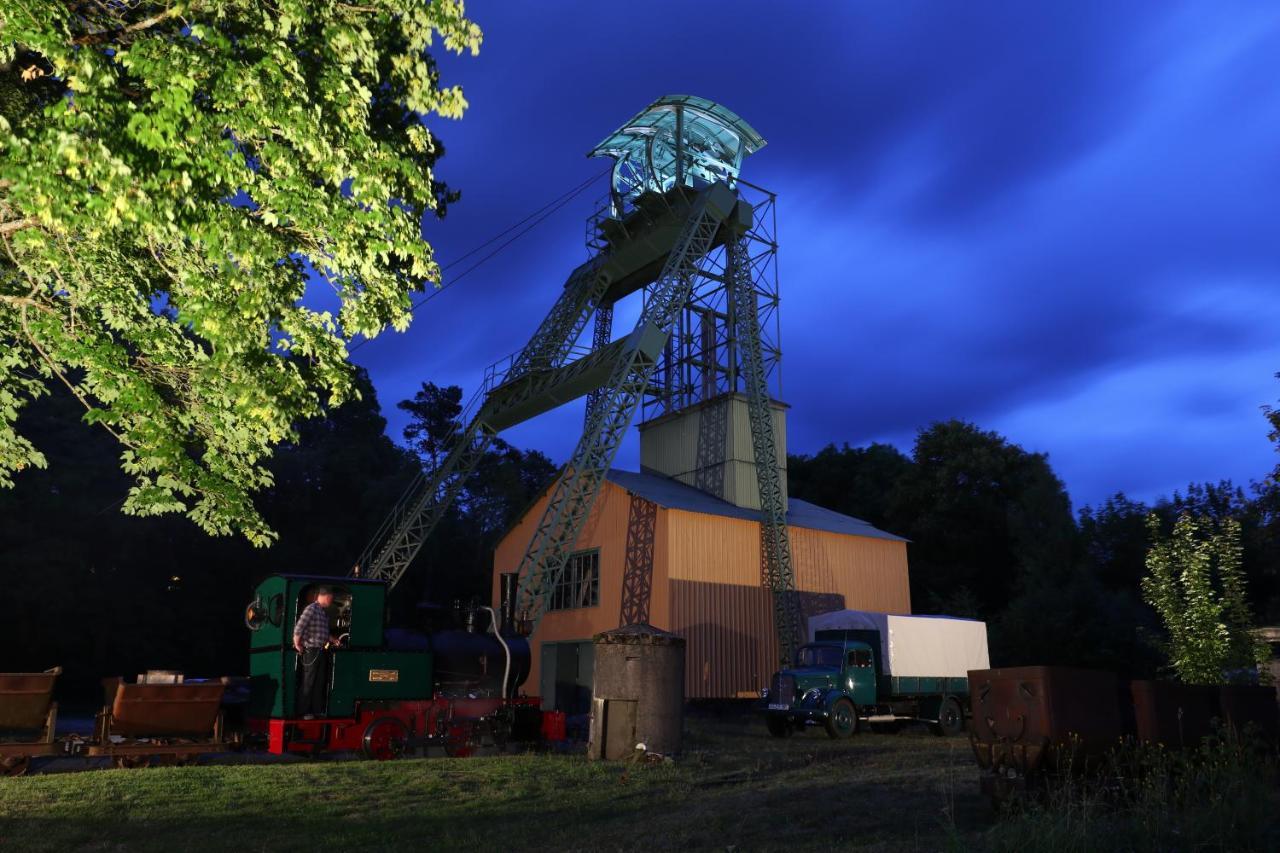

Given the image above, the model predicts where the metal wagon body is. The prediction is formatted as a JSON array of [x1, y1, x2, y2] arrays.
[[84, 676, 229, 767], [0, 667, 63, 776]]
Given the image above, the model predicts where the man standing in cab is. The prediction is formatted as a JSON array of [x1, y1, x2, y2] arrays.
[[293, 586, 339, 719]]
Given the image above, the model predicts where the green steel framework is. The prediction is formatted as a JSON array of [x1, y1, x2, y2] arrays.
[[511, 183, 737, 631], [728, 237, 802, 660], [349, 96, 800, 664]]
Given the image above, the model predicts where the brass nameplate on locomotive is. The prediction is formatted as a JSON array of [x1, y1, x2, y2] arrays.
[[368, 669, 399, 683]]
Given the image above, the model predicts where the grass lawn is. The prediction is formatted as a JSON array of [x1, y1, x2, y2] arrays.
[[0, 716, 986, 852]]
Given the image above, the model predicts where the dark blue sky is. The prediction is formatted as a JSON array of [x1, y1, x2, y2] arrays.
[[351, 1, 1280, 513]]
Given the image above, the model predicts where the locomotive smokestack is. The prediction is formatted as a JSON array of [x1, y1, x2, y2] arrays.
[[500, 572, 518, 635]]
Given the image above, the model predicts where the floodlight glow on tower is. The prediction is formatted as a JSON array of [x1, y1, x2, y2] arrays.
[[588, 94, 766, 215]]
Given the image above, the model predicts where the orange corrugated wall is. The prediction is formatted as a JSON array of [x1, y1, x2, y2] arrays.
[[494, 481, 910, 701], [665, 510, 911, 699]]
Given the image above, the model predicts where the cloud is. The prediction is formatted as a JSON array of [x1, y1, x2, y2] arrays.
[[356, 1, 1280, 510]]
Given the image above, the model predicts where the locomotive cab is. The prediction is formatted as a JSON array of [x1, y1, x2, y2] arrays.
[[245, 574, 431, 720]]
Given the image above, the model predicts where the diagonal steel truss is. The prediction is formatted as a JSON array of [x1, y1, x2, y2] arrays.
[[582, 302, 614, 427], [728, 237, 802, 665], [353, 180, 798, 668], [351, 259, 611, 588], [513, 184, 737, 632], [351, 416, 495, 583]]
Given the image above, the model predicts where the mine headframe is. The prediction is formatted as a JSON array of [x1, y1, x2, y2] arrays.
[[349, 95, 802, 665]]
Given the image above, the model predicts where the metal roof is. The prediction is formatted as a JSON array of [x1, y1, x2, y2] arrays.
[[587, 95, 766, 209], [605, 469, 907, 543], [588, 94, 766, 160]]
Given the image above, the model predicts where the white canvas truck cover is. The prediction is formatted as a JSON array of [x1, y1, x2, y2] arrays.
[[808, 610, 990, 678]]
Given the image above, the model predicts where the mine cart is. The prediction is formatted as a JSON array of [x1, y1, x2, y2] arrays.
[[968, 666, 1123, 800], [86, 675, 228, 767], [0, 667, 63, 776]]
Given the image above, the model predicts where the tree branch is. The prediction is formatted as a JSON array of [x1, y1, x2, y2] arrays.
[[0, 218, 36, 236], [0, 292, 59, 316], [73, 7, 183, 45], [17, 303, 138, 450]]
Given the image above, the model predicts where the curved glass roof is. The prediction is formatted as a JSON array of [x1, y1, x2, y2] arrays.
[[589, 95, 766, 209]]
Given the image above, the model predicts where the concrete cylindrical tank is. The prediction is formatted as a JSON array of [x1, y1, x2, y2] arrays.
[[587, 624, 685, 761]]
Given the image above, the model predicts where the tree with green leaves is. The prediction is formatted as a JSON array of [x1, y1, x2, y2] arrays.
[[398, 380, 463, 469], [0, 1, 481, 545], [787, 441, 911, 532], [886, 419, 1077, 617], [394, 380, 555, 607], [1142, 513, 1270, 685]]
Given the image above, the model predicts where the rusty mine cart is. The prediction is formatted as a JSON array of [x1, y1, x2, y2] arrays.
[[0, 667, 63, 776], [85, 673, 229, 768]]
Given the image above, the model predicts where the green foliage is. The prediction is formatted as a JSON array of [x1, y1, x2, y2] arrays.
[[0, 372, 557, 692], [888, 419, 1077, 616], [393, 381, 556, 610], [0, 1, 482, 543], [1142, 513, 1270, 685], [787, 441, 911, 532], [398, 380, 464, 469], [0, 372, 420, 695]]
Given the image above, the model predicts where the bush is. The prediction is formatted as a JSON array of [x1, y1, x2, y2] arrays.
[[976, 728, 1280, 852]]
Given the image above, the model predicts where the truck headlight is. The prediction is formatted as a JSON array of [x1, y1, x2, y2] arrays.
[[760, 687, 769, 699]]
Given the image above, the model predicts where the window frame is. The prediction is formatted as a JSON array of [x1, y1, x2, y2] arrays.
[[847, 648, 873, 669], [548, 548, 601, 612]]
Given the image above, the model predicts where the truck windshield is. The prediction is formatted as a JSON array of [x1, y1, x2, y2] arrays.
[[793, 645, 843, 668]]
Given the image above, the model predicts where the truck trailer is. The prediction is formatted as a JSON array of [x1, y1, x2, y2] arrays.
[[762, 610, 990, 738]]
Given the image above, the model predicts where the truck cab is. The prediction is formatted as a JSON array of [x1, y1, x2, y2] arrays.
[[763, 640, 877, 738]]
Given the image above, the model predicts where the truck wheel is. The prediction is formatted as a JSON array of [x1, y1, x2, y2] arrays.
[[825, 699, 859, 739], [929, 697, 965, 737], [766, 714, 792, 738]]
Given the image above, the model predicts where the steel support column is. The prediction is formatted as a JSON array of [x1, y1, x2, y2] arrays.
[[728, 238, 802, 665]]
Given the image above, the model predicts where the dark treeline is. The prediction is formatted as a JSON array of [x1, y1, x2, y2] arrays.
[[5, 384, 1277, 695], [0, 375, 554, 698], [789, 420, 1280, 677]]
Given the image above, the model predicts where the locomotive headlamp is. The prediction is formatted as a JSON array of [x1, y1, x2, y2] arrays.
[[243, 596, 267, 631]]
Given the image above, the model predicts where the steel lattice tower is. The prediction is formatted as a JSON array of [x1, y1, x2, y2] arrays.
[[349, 95, 802, 664]]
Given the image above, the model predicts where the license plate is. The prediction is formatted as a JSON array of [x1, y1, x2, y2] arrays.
[[768, 703, 790, 711]]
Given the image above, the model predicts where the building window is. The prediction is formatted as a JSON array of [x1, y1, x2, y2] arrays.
[[549, 550, 600, 611]]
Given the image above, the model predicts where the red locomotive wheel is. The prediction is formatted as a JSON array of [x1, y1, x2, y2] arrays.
[[362, 717, 410, 761], [444, 722, 474, 758]]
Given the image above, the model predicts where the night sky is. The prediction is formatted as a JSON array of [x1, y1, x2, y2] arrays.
[[351, 1, 1280, 514]]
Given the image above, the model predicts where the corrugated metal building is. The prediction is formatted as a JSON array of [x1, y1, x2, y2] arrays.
[[493, 433, 912, 703]]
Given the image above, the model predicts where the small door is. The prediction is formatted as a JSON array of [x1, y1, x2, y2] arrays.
[[541, 641, 595, 713], [540, 644, 556, 712], [603, 699, 638, 760], [845, 647, 877, 707]]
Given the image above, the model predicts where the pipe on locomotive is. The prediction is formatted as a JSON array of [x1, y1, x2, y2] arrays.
[[499, 572, 518, 635], [482, 606, 512, 700]]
